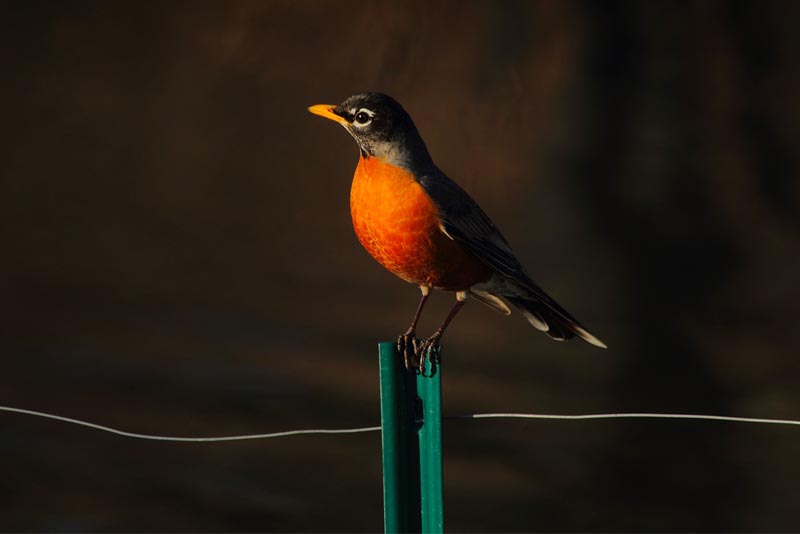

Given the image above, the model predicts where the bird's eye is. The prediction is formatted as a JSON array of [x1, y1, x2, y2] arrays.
[[354, 110, 373, 125]]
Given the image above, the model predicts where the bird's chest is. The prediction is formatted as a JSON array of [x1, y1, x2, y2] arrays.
[[349, 157, 446, 285]]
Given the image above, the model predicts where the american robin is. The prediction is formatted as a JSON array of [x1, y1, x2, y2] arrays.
[[309, 92, 606, 369]]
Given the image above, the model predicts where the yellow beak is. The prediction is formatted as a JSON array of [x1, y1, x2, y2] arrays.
[[308, 104, 349, 125]]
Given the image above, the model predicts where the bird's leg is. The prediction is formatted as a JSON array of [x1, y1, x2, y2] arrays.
[[397, 286, 430, 370], [418, 291, 468, 375]]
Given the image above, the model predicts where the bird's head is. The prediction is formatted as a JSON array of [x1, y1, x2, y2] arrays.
[[308, 92, 433, 170]]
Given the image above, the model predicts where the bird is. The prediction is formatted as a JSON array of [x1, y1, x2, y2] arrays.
[[308, 92, 606, 370]]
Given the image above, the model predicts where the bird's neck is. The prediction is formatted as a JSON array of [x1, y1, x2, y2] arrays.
[[360, 133, 435, 174], [376, 140, 435, 174]]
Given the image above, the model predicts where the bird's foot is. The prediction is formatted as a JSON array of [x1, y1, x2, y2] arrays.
[[397, 331, 419, 371], [417, 334, 442, 377]]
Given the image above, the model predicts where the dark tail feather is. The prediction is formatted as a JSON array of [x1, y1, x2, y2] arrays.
[[505, 296, 607, 349]]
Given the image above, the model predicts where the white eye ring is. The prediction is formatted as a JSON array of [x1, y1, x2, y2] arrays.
[[352, 108, 375, 127]]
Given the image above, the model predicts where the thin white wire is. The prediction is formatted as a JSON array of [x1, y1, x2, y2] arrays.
[[1, 405, 797, 443], [447, 412, 800, 426], [0, 406, 380, 442]]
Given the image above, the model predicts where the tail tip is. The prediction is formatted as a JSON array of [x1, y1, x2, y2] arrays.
[[520, 309, 549, 332], [575, 326, 607, 349]]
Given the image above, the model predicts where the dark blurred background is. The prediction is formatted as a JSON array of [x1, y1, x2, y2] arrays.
[[2, 0, 799, 531]]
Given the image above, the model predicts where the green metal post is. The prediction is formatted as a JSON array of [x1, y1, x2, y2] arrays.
[[379, 342, 420, 533], [417, 357, 443, 533], [379, 341, 444, 534]]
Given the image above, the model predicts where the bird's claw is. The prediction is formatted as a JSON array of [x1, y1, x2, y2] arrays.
[[397, 332, 441, 376], [397, 331, 419, 371], [416, 335, 441, 377]]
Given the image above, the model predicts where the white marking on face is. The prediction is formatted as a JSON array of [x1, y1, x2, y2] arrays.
[[352, 108, 375, 129]]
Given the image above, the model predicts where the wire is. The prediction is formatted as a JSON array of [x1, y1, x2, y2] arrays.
[[446, 412, 800, 426], [0, 406, 380, 442], [0, 405, 797, 443]]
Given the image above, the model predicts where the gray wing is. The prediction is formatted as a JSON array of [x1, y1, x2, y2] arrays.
[[417, 171, 523, 279], [417, 170, 585, 324]]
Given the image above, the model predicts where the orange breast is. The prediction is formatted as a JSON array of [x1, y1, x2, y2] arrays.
[[349, 156, 491, 290]]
